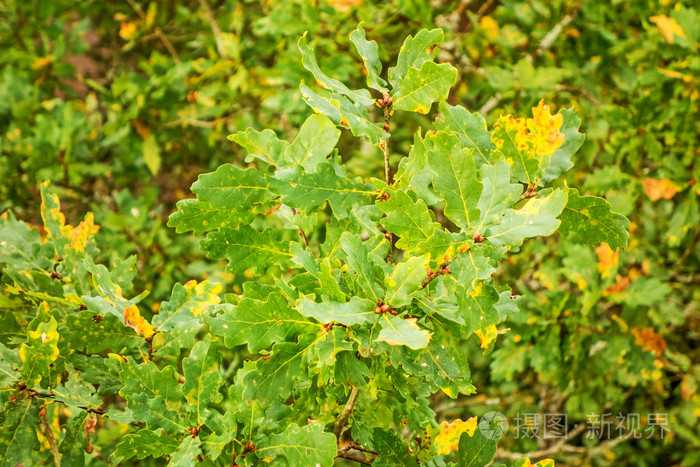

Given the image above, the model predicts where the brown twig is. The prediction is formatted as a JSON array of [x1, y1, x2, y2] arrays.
[[126, 0, 181, 63], [336, 449, 373, 465], [495, 422, 588, 461], [515, 184, 537, 204], [421, 259, 452, 289], [334, 386, 360, 441], [197, 0, 228, 60], [40, 411, 61, 467]]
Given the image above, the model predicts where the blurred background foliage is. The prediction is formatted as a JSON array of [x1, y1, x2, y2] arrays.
[[1, 0, 698, 464]]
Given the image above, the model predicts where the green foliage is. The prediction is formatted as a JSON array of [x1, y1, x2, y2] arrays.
[[1, 0, 698, 465]]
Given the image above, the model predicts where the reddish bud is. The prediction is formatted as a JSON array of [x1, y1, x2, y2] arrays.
[[472, 233, 485, 243]]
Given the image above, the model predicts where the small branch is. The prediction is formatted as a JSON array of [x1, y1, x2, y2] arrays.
[[162, 114, 236, 128], [421, 259, 452, 289], [532, 14, 576, 59], [197, 0, 229, 60], [40, 411, 61, 467], [495, 422, 587, 461], [479, 93, 502, 114], [515, 184, 537, 204], [381, 104, 393, 185], [126, 0, 181, 63], [336, 449, 373, 465], [334, 386, 360, 441], [379, 94, 394, 263]]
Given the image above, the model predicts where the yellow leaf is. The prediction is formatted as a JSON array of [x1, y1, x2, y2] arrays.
[[641, 177, 680, 201], [32, 56, 53, 71], [595, 242, 618, 279], [67, 212, 100, 252], [434, 417, 478, 455], [527, 99, 565, 157], [650, 15, 686, 44], [480, 16, 499, 40], [124, 304, 156, 339], [119, 21, 139, 40], [475, 325, 498, 349]]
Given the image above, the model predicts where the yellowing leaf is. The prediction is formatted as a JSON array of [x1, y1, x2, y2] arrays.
[[595, 242, 618, 279], [632, 327, 667, 356], [474, 325, 498, 349], [480, 16, 499, 39], [124, 304, 156, 339], [650, 15, 686, 44], [527, 99, 565, 157], [67, 212, 100, 252], [641, 177, 680, 201], [435, 417, 477, 455], [119, 21, 139, 40], [31, 56, 53, 71]]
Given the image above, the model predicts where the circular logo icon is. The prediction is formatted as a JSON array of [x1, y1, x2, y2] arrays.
[[479, 411, 508, 440]]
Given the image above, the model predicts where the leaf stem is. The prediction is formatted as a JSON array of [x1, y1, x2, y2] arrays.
[[333, 385, 360, 441]]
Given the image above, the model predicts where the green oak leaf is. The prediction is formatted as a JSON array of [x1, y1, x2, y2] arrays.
[[112, 430, 180, 463], [168, 198, 255, 235], [542, 108, 585, 183], [65, 311, 145, 354], [206, 292, 315, 353], [487, 189, 568, 247], [191, 164, 274, 210], [476, 158, 522, 232], [427, 132, 483, 232], [0, 397, 40, 466], [558, 188, 630, 249], [169, 435, 202, 467], [435, 102, 495, 166], [392, 61, 457, 114], [457, 420, 502, 467], [371, 427, 414, 466], [296, 296, 376, 326], [299, 84, 389, 145], [182, 337, 223, 426], [19, 316, 60, 388], [388, 28, 444, 91], [242, 336, 318, 401], [256, 423, 337, 467], [298, 33, 374, 106], [51, 373, 101, 410], [152, 280, 221, 357], [458, 282, 500, 336], [350, 22, 388, 92], [0, 213, 52, 272], [340, 232, 385, 303], [201, 225, 292, 274], [375, 184, 441, 252], [128, 394, 189, 433], [384, 254, 429, 308], [376, 314, 432, 350], [285, 114, 341, 171], [228, 127, 288, 167], [0, 344, 21, 387], [270, 163, 377, 219]]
